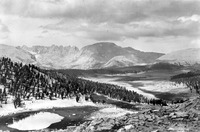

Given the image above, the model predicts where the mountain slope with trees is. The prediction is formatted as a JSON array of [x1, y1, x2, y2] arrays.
[[0, 57, 165, 108]]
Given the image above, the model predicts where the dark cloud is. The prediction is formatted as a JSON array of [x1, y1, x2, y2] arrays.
[[1, 0, 198, 23], [1, 0, 200, 25], [153, 0, 200, 18], [40, 17, 200, 41], [163, 21, 200, 37], [0, 0, 163, 22]]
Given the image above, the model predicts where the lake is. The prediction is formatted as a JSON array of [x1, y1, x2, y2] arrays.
[[0, 106, 99, 132]]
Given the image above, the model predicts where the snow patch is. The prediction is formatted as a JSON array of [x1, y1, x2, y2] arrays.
[[8, 112, 64, 130], [90, 106, 135, 119], [0, 96, 96, 117]]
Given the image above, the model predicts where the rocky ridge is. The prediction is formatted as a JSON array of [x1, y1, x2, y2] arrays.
[[60, 96, 200, 132]]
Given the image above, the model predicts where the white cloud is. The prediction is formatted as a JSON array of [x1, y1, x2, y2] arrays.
[[191, 39, 200, 48], [178, 15, 200, 22], [0, 20, 9, 33]]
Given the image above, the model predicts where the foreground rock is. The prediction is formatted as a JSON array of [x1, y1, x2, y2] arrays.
[[61, 96, 200, 132]]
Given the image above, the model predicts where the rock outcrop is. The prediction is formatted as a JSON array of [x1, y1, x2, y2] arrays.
[[63, 96, 200, 132]]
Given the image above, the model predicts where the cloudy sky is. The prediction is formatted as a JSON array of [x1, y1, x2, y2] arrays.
[[0, 0, 200, 53]]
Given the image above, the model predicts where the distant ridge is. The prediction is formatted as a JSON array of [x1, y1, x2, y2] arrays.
[[1, 42, 164, 69], [158, 48, 200, 65], [0, 44, 36, 64]]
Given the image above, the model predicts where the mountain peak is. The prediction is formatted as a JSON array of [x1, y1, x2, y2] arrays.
[[84, 42, 118, 49], [92, 42, 117, 46]]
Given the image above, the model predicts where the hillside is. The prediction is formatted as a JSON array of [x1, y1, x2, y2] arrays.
[[0, 57, 150, 107], [158, 48, 200, 65], [103, 56, 136, 68], [64, 96, 200, 132]]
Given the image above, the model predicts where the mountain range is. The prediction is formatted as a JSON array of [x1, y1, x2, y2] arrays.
[[0, 42, 199, 69], [20, 42, 163, 69]]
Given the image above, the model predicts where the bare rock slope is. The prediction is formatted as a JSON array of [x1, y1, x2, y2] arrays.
[[65, 96, 200, 132]]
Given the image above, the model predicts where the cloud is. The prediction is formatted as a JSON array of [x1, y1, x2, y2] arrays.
[[40, 17, 200, 41], [153, 0, 200, 18], [178, 15, 200, 22], [0, 20, 10, 33], [1, 0, 199, 46], [85, 29, 123, 41], [0, 19, 10, 40], [191, 39, 200, 48], [1, 0, 199, 23], [42, 30, 48, 34], [164, 21, 200, 37]]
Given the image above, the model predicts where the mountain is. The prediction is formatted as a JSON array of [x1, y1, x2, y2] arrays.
[[103, 56, 135, 68], [0, 44, 36, 64], [1, 42, 164, 69], [21, 45, 80, 69], [71, 42, 163, 69], [158, 48, 200, 65]]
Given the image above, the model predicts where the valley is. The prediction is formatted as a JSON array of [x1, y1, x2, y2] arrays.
[[80, 67, 191, 101], [0, 56, 200, 131], [0, 57, 146, 131], [0, 43, 200, 132], [1, 0, 200, 131]]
